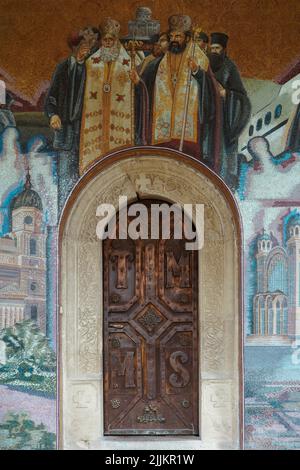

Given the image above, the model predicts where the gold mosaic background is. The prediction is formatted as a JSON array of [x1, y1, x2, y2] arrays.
[[0, 0, 299, 98]]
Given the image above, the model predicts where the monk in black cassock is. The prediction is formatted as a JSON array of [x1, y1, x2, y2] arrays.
[[287, 103, 300, 152], [130, 14, 220, 169], [208, 33, 251, 191], [44, 28, 100, 213]]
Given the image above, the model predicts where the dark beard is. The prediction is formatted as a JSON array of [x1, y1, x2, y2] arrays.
[[169, 42, 186, 54], [208, 52, 225, 72]]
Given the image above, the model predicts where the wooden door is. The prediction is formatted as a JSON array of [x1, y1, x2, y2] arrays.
[[103, 201, 199, 435]]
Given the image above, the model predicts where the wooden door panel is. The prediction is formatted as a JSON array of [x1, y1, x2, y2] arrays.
[[105, 239, 140, 311], [104, 202, 199, 435], [159, 239, 194, 313]]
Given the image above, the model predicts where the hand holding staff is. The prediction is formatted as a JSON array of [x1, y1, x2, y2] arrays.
[[179, 26, 201, 152]]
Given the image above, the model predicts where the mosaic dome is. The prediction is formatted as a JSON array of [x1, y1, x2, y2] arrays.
[[11, 173, 43, 212]]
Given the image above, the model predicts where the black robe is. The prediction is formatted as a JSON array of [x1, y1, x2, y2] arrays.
[[213, 56, 251, 189], [287, 103, 300, 152], [44, 55, 86, 151], [134, 56, 218, 169], [44, 56, 86, 214]]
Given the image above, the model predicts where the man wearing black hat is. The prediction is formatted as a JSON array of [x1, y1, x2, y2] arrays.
[[138, 32, 169, 75], [44, 28, 100, 214], [208, 32, 251, 191], [195, 31, 209, 53]]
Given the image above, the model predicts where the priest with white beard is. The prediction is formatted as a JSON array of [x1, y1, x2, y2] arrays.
[[45, 19, 139, 212], [79, 18, 139, 174]]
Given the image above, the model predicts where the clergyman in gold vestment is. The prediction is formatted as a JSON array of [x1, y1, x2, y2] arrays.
[[131, 14, 219, 168], [80, 18, 138, 174]]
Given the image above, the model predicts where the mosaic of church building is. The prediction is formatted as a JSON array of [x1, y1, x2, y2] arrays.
[[0, 173, 47, 333], [247, 213, 300, 344]]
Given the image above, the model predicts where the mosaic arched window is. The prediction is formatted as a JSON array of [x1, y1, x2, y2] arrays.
[[283, 298, 288, 335], [30, 305, 38, 321], [267, 298, 273, 335], [254, 297, 260, 334], [24, 215, 33, 225], [260, 297, 265, 335], [276, 300, 281, 335], [267, 253, 288, 294], [30, 238, 37, 255]]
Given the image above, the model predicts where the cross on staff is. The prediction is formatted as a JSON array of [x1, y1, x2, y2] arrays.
[[127, 40, 143, 145], [179, 26, 202, 153]]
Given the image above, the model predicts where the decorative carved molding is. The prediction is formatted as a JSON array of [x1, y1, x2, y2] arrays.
[[61, 154, 240, 448], [200, 234, 226, 372], [78, 240, 100, 374], [78, 307, 99, 374], [203, 318, 225, 371]]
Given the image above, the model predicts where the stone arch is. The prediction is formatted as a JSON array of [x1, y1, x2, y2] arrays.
[[58, 147, 243, 450]]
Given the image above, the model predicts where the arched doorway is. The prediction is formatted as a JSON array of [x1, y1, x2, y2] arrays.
[[58, 147, 243, 450]]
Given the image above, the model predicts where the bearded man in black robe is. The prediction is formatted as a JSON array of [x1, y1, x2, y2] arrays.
[[208, 32, 251, 191], [130, 15, 219, 168], [44, 28, 100, 214], [287, 103, 300, 152]]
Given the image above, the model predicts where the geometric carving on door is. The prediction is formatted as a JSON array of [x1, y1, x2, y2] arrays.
[[103, 200, 199, 435], [136, 304, 167, 336]]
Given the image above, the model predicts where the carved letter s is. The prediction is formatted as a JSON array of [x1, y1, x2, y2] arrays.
[[169, 351, 190, 388]]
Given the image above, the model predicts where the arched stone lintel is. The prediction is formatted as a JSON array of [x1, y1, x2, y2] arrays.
[[59, 147, 243, 450]]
